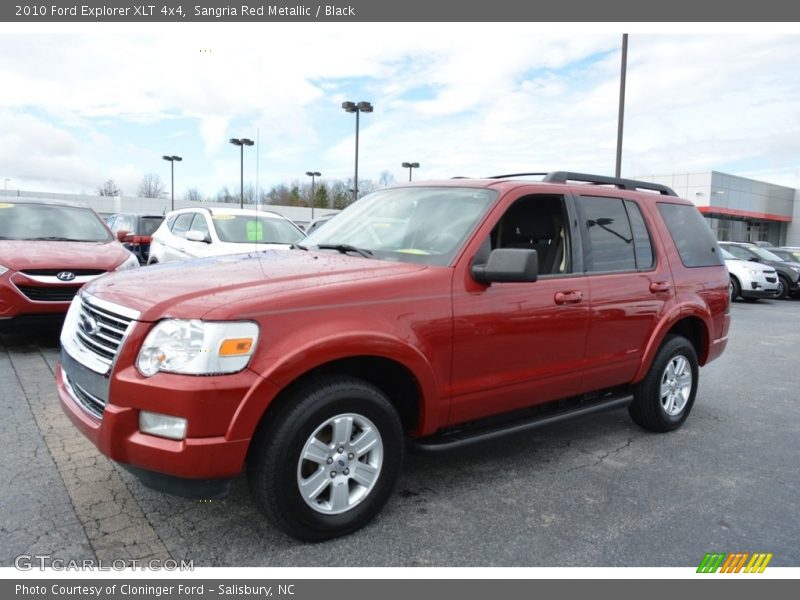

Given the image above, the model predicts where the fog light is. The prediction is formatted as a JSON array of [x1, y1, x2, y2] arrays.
[[139, 411, 187, 440]]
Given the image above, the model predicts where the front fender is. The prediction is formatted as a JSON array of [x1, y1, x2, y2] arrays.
[[227, 332, 444, 441]]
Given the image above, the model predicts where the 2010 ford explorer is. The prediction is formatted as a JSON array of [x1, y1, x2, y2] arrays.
[[57, 172, 730, 541]]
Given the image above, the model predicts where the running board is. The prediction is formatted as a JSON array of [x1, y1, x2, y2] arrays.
[[409, 394, 633, 453]]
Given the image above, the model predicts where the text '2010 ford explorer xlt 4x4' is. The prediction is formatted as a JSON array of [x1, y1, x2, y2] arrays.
[[57, 172, 730, 541]]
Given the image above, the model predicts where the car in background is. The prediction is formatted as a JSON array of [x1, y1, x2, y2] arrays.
[[106, 213, 164, 265], [720, 247, 779, 301], [148, 207, 305, 264], [0, 199, 138, 324], [719, 241, 800, 299], [303, 213, 335, 236], [769, 247, 800, 265]]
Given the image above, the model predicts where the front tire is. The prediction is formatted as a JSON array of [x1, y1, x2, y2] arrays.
[[247, 376, 404, 542], [729, 276, 740, 302], [776, 275, 790, 299], [628, 335, 699, 432]]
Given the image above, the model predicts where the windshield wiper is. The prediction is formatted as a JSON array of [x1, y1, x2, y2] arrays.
[[290, 242, 309, 251], [316, 243, 373, 258]]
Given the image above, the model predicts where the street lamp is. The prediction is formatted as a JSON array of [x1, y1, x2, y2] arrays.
[[401, 162, 420, 182], [229, 138, 254, 208], [161, 155, 182, 211], [341, 101, 373, 201], [305, 171, 321, 220]]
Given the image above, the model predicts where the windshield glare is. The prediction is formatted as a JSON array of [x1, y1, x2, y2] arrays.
[[302, 187, 497, 265], [211, 214, 304, 244], [0, 203, 112, 241]]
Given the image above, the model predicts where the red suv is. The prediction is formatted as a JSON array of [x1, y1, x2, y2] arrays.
[[0, 199, 139, 324], [56, 172, 729, 541]]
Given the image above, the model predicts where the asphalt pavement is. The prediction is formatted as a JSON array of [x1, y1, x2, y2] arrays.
[[1, 298, 798, 567]]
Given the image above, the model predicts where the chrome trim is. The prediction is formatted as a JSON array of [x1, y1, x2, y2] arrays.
[[82, 292, 141, 321], [21, 274, 102, 285]]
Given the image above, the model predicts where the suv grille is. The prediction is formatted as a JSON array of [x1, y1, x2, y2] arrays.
[[16, 285, 81, 302], [75, 296, 136, 366], [21, 269, 106, 276], [64, 374, 106, 419]]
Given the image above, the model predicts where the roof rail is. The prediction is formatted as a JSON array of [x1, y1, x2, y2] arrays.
[[488, 171, 678, 196]]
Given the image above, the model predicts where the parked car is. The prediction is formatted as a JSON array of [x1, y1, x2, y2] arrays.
[[148, 207, 304, 264], [58, 172, 729, 541], [720, 247, 779, 301], [0, 199, 138, 324], [769, 247, 800, 265], [304, 213, 335, 235], [106, 213, 164, 265], [719, 241, 800, 299]]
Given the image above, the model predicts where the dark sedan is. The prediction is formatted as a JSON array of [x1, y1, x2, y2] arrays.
[[106, 213, 164, 264]]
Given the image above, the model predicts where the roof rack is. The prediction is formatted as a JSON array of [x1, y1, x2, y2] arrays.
[[489, 171, 678, 197]]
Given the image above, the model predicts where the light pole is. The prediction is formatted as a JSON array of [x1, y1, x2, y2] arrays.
[[305, 171, 321, 220], [615, 33, 628, 178], [161, 155, 182, 211], [229, 138, 254, 208], [341, 101, 373, 202], [402, 162, 419, 182], [3, 178, 10, 192]]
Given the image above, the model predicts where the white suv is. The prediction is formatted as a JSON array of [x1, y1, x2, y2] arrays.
[[148, 207, 304, 264], [721, 247, 779, 301]]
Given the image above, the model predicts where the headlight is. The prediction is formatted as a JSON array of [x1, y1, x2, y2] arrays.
[[747, 269, 760, 277], [0, 263, 9, 276], [136, 319, 259, 377], [115, 253, 140, 271]]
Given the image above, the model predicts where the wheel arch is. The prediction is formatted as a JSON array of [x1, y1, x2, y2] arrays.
[[633, 311, 710, 383]]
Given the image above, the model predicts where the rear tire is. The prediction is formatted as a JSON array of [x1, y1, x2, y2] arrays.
[[629, 335, 698, 432], [247, 376, 404, 542]]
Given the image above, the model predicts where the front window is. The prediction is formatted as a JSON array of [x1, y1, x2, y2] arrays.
[[211, 214, 304, 244], [0, 202, 112, 242], [302, 187, 497, 265], [751, 247, 782, 262]]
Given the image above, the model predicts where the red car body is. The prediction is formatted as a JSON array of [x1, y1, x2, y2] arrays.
[[57, 175, 730, 538], [0, 200, 136, 322]]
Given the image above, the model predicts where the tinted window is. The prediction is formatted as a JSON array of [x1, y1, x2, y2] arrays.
[[658, 203, 723, 267], [625, 200, 654, 269], [581, 196, 636, 272], [139, 217, 164, 236], [722, 244, 755, 261], [0, 202, 112, 242], [171, 213, 195, 235]]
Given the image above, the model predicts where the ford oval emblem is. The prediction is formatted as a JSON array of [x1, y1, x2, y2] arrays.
[[80, 314, 99, 336], [56, 271, 76, 282]]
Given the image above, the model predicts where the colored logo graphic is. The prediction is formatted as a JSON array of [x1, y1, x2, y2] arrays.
[[697, 552, 773, 573]]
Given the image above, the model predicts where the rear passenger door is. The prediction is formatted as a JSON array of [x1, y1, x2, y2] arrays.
[[577, 195, 673, 393]]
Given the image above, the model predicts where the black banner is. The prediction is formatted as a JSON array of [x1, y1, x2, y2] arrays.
[[3, 0, 800, 22]]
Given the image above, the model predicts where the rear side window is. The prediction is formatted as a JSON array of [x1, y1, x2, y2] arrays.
[[580, 196, 636, 272], [139, 217, 163, 236], [625, 200, 654, 269], [658, 203, 723, 267]]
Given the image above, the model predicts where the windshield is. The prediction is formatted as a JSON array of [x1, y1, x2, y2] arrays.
[[211, 214, 304, 244], [720, 248, 735, 260], [0, 202, 112, 241], [752, 247, 782, 261], [301, 187, 497, 265]]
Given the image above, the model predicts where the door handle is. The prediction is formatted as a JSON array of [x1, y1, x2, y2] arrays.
[[649, 281, 671, 294], [554, 291, 583, 305]]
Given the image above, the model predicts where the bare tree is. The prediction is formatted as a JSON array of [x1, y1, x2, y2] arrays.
[[137, 173, 165, 198], [379, 170, 395, 187], [185, 188, 203, 202], [216, 186, 235, 203], [97, 179, 121, 196]]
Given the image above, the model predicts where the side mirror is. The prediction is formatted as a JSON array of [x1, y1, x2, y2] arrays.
[[747, 257, 759, 262], [185, 230, 210, 243], [116, 230, 129, 242], [471, 248, 538, 285]]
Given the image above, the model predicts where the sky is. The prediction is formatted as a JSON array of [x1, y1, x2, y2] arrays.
[[1, 24, 800, 198]]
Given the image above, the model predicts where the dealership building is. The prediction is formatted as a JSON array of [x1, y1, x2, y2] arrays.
[[636, 171, 800, 247]]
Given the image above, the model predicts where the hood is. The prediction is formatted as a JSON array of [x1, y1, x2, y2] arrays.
[[0, 240, 131, 271], [723, 257, 774, 272], [84, 250, 428, 321]]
